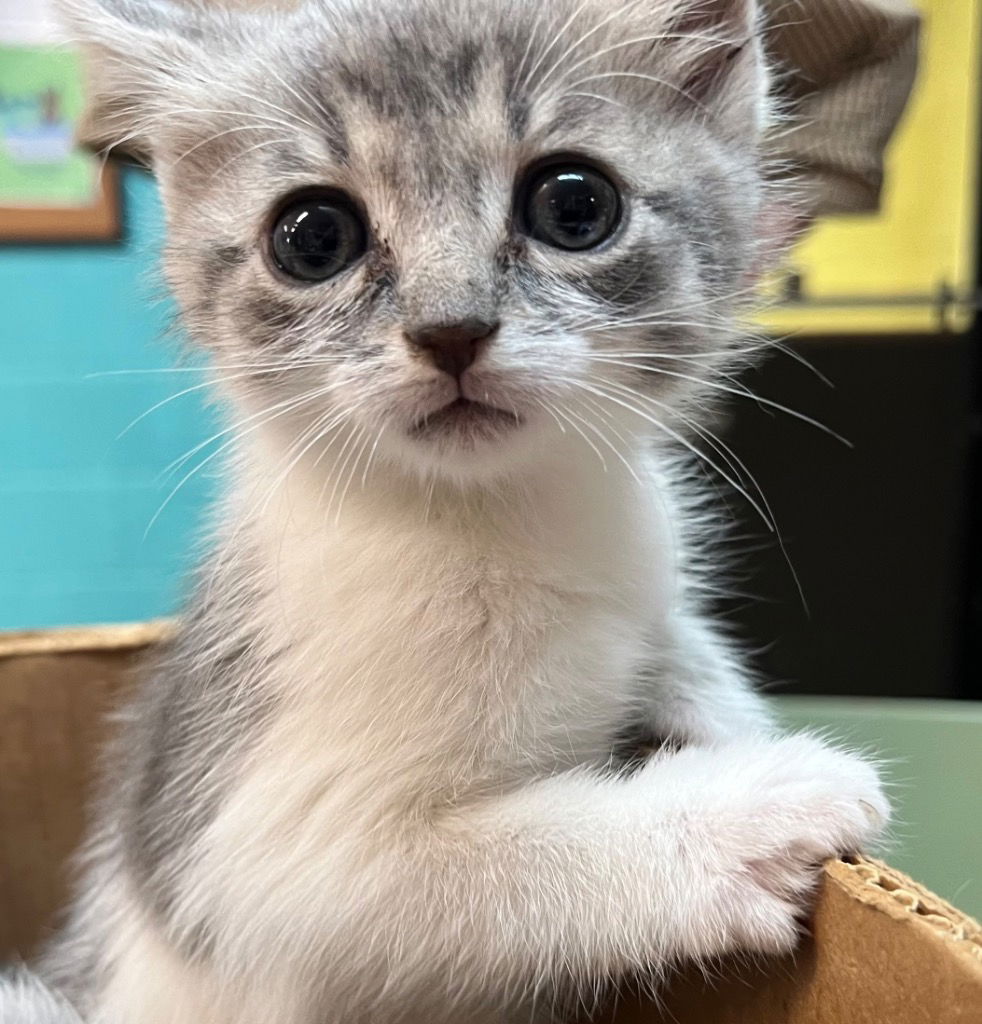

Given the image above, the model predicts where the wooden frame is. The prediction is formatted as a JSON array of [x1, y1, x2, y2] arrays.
[[0, 161, 121, 243]]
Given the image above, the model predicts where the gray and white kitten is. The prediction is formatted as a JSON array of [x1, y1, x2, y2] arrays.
[[4, 0, 888, 1021]]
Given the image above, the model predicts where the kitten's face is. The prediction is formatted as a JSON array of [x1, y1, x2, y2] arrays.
[[69, 0, 773, 484]]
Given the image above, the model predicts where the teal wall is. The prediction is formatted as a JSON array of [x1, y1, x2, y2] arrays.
[[0, 170, 216, 629]]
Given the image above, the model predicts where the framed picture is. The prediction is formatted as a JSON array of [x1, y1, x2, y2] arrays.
[[0, 3, 121, 242]]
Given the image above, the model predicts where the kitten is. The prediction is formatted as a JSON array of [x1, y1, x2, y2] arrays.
[[2, 0, 888, 1021]]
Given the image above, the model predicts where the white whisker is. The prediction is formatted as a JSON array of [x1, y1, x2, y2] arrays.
[[568, 71, 708, 112], [587, 356, 850, 445], [568, 378, 774, 530]]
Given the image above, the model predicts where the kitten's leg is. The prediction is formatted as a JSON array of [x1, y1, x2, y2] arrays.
[[89, 737, 887, 1023], [637, 609, 776, 748], [264, 735, 885, 1013]]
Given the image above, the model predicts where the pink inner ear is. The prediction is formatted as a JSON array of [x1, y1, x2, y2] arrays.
[[666, 0, 759, 108], [680, 39, 749, 105], [669, 0, 754, 36]]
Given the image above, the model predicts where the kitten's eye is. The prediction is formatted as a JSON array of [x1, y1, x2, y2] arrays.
[[522, 165, 621, 251], [269, 193, 366, 283]]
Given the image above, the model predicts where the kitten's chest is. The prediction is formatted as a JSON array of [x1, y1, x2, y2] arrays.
[[247, 462, 677, 775], [266, 536, 663, 771]]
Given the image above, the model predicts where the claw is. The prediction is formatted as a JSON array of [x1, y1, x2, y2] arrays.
[[859, 799, 883, 827]]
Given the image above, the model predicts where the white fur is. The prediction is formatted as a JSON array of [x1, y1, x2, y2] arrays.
[[0, 972, 83, 1024], [78, 431, 886, 1024]]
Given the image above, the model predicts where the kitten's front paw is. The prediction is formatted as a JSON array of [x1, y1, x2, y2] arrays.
[[661, 734, 889, 958]]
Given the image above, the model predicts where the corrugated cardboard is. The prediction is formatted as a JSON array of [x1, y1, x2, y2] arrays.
[[1, 625, 980, 1021]]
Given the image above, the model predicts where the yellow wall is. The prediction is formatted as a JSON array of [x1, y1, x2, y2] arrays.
[[758, 0, 980, 336]]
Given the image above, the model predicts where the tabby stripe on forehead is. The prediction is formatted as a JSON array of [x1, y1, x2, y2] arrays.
[[314, 93, 351, 164], [320, 100, 351, 163], [268, 77, 351, 165], [337, 38, 484, 119], [443, 40, 482, 97], [507, 95, 530, 139]]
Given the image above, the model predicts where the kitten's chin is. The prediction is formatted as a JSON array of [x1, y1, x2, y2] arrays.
[[409, 397, 522, 442], [381, 402, 551, 485]]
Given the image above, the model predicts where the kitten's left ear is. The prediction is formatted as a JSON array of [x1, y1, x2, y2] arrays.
[[666, 0, 769, 138], [56, 0, 230, 164]]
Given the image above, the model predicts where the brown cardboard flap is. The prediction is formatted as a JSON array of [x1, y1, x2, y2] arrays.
[[1, 625, 980, 1021], [599, 860, 982, 1023], [0, 621, 173, 660], [0, 626, 163, 957], [832, 857, 982, 965]]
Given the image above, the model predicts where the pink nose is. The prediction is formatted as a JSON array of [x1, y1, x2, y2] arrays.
[[405, 319, 499, 378]]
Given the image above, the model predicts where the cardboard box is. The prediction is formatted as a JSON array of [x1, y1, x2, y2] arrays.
[[1, 625, 980, 1021]]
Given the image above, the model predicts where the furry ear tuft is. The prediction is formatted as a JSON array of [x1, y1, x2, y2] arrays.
[[55, 0, 217, 163], [667, 0, 769, 137], [670, 0, 756, 34]]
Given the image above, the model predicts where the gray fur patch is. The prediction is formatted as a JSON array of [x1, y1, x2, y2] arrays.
[[651, 187, 747, 290], [233, 292, 305, 351], [578, 246, 666, 309], [120, 563, 278, 950], [336, 36, 484, 119]]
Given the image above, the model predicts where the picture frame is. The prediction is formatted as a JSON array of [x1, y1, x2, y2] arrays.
[[0, 25, 123, 244], [0, 162, 121, 243]]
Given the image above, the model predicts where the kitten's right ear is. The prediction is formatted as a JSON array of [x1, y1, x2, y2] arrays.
[[56, 0, 216, 164], [665, 0, 769, 138]]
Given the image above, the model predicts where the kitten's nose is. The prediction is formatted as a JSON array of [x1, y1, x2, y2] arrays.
[[406, 319, 499, 378]]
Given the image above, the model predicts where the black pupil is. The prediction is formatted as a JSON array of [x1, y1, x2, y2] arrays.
[[271, 199, 365, 281], [525, 167, 619, 250]]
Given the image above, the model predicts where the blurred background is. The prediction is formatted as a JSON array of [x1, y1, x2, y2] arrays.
[[1, 0, 980, 915]]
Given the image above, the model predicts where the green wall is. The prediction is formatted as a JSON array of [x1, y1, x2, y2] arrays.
[[777, 696, 982, 921]]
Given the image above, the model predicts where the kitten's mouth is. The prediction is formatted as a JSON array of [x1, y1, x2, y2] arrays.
[[410, 397, 522, 439]]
